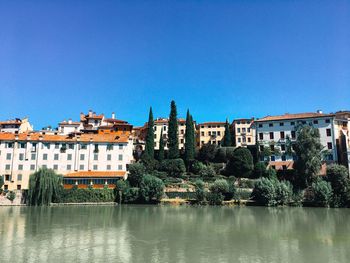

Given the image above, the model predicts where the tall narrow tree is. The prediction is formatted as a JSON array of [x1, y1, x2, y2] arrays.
[[184, 109, 195, 163], [168, 100, 179, 159], [158, 130, 165, 161], [144, 107, 155, 159], [222, 118, 232, 147]]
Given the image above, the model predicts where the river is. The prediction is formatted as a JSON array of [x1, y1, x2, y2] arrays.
[[0, 205, 349, 263]]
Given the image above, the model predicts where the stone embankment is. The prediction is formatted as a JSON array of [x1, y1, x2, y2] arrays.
[[0, 192, 25, 206]]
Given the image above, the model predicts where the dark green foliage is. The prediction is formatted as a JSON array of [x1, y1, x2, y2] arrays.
[[210, 163, 224, 174], [28, 168, 63, 206], [199, 165, 216, 178], [127, 163, 146, 187], [206, 192, 224, 205], [159, 158, 186, 177], [293, 125, 323, 188], [7, 191, 16, 202], [225, 147, 254, 178], [275, 181, 293, 206], [195, 179, 205, 201], [0, 176, 4, 194], [141, 157, 159, 172], [215, 147, 235, 162], [122, 187, 140, 203], [209, 179, 229, 194], [198, 144, 218, 163], [253, 162, 267, 178], [150, 170, 168, 180], [326, 164, 350, 207], [238, 179, 256, 188], [221, 119, 232, 147], [184, 110, 196, 163], [310, 178, 333, 207], [139, 174, 165, 202], [190, 160, 206, 174], [144, 107, 155, 159], [158, 130, 165, 161], [168, 100, 179, 159], [163, 177, 183, 185], [59, 188, 115, 203]]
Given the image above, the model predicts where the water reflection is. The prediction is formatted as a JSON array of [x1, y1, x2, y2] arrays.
[[0, 206, 349, 263]]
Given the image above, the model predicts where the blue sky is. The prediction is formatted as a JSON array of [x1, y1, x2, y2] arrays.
[[0, 0, 349, 129]]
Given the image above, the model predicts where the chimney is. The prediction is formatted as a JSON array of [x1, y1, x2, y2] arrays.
[[88, 110, 92, 117], [68, 118, 72, 124], [316, 110, 323, 114], [112, 112, 115, 119]]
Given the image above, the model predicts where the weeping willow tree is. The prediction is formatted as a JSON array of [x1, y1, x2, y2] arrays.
[[28, 168, 63, 206]]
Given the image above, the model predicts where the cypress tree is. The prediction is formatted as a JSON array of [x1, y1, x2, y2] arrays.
[[222, 118, 232, 147], [158, 130, 165, 161], [168, 100, 179, 159], [144, 107, 155, 159], [184, 109, 195, 163]]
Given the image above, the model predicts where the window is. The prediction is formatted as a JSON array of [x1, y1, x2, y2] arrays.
[[269, 132, 274, 140], [238, 138, 241, 143], [118, 164, 123, 170], [93, 165, 98, 170], [19, 143, 26, 149], [242, 128, 246, 132], [248, 128, 251, 133], [53, 164, 58, 170], [325, 119, 330, 123], [80, 154, 85, 161], [17, 174, 22, 181], [291, 131, 296, 139], [79, 164, 84, 170], [271, 156, 275, 161], [313, 120, 318, 124], [326, 129, 331, 136], [17, 185, 21, 190], [18, 165, 23, 170], [5, 175, 10, 181], [327, 142, 332, 149], [107, 154, 111, 161], [290, 122, 295, 125], [208, 131, 211, 136], [269, 123, 273, 127], [181, 129, 184, 134], [201, 131, 204, 136], [30, 164, 35, 170], [94, 154, 98, 161], [107, 165, 111, 170], [258, 124, 263, 128], [6, 142, 14, 148], [107, 144, 113, 151], [67, 165, 72, 170], [55, 143, 60, 149], [180, 139, 184, 143], [259, 133, 263, 140], [259, 145, 264, 151], [237, 128, 241, 133], [54, 154, 59, 160], [43, 154, 48, 160], [280, 131, 285, 139], [281, 155, 286, 161], [217, 131, 221, 136], [118, 154, 123, 161], [6, 153, 11, 160], [279, 122, 284, 126], [68, 144, 74, 149], [281, 144, 286, 151], [94, 144, 99, 153], [270, 145, 275, 151], [67, 154, 72, 161], [19, 153, 24, 161], [248, 138, 251, 143], [81, 144, 87, 150]]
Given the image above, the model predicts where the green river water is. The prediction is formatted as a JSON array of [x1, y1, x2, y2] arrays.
[[0, 205, 349, 263]]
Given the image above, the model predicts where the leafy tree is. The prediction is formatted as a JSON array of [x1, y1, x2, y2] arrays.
[[293, 125, 323, 188], [225, 147, 254, 178], [311, 178, 333, 207], [275, 181, 293, 206], [215, 147, 235, 162], [159, 159, 186, 177], [198, 165, 216, 178], [252, 162, 267, 178], [190, 160, 206, 174], [28, 168, 63, 206], [168, 100, 179, 159], [7, 191, 16, 203], [251, 177, 277, 206], [326, 164, 350, 207], [127, 163, 146, 187], [139, 174, 164, 202], [209, 179, 229, 194], [221, 119, 232, 147], [184, 110, 195, 163], [198, 144, 218, 163], [206, 192, 224, 205], [195, 179, 205, 202], [158, 130, 165, 161], [144, 107, 155, 159]]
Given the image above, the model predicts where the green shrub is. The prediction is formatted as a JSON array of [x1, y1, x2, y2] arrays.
[[275, 181, 293, 206], [209, 179, 229, 194], [159, 159, 186, 178], [59, 188, 115, 203], [226, 179, 237, 200], [225, 147, 254, 178], [206, 192, 224, 205], [197, 144, 218, 163], [190, 160, 206, 174], [139, 174, 165, 202], [163, 177, 183, 185], [264, 167, 277, 179], [253, 162, 268, 178], [239, 179, 256, 189], [251, 178, 277, 206], [195, 179, 205, 201], [128, 163, 146, 187], [141, 157, 159, 172], [7, 191, 16, 202], [123, 187, 140, 203], [215, 147, 235, 162], [210, 163, 224, 174], [311, 178, 333, 207], [151, 170, 168, 180], [199, 165, 216, 178], [326, 164, 350, 207]]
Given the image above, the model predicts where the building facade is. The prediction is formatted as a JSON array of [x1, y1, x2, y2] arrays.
[[255, 112, 339, 172], [232, 118, 256, 147], [196, 122, 226, 148], [0, 118, 33, 133]]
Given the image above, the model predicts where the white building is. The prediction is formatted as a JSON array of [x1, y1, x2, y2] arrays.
[[255, 111, 338, 172], [0, 118, 33, 133]]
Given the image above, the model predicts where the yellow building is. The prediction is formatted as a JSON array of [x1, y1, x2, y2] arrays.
[[233, 118, 256, 147], [197, 122, 226, 148]]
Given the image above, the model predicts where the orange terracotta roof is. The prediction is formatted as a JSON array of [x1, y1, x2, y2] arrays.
[[198, 122, 225, 126], [0, 120, 21, 125], [0, 132, 130, 143], [64, 171, 126, 178], [256, 112, 334, 122]]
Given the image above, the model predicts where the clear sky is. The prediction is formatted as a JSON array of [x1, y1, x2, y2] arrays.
[[0, 0, 349, 129]]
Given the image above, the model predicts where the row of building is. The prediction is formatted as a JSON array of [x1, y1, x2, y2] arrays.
[[1, 109, 350, 191]]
